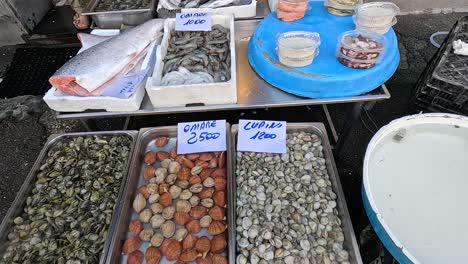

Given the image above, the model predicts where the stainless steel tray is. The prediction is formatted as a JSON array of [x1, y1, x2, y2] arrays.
[[106, 124, 234, 263], [230, 123, 363, 264], [0, 131, 138, 264], [83, 0, 156, 28]]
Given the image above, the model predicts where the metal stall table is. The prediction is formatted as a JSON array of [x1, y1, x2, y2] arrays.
[[56, 18, 391, 154]]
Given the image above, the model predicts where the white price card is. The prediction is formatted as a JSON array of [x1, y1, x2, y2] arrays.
[[237, 119, 287, 153], [177, 120, 227, 154], [175, 12, 212, 32]]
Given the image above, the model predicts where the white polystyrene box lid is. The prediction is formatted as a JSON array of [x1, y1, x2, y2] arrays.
[[363, 113, 468, 264]]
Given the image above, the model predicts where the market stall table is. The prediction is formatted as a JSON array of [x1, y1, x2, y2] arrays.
[[56, 19, 391, 154]]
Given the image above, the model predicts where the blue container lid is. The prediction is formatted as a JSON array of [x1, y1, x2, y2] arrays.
[[248, 0, 400, 98]]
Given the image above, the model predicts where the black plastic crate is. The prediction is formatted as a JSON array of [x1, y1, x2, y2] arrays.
[[0, 46, 79, 98], [413, 16, 468, 115]]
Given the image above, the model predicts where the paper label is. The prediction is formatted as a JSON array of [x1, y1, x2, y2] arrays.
[[175, 12, 212, 31], [177, 120, 226, 154], [237, 119, 287, 153]]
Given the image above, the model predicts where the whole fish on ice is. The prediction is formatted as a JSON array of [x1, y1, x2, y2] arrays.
[[49, 19, 164, 96], [76, 33, 112, 52]]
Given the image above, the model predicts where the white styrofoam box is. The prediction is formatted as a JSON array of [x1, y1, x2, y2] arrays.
[[146, 14, 237, 108], [44, 41, 157, 112], [43, 83, 146, 112], [157, 0, 257, 18]]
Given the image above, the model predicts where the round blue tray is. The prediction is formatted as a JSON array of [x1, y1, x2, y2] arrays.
[[248, 1, 400, 98]]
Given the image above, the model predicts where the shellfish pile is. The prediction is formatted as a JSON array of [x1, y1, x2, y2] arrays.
[[121, 136, 229, 263], [236, 132, 351, 264], [1, 135, 132, 263], [161, 25, 231, 86]]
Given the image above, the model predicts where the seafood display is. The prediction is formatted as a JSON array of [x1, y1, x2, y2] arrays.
[[161, 67, 214, 86], [49, 19, 164, 97], [95, 0, 151, 11], [236, 131, 353, 264], [277, 0, 308, 22], [277, 31, 321, 67], [354, 2, 400, 35], [0, 134, 134, 263], [162, 25, 231, 85], [118, 135, 229, 263], [324, 0, 360, 16], [159, 0, 242, 10], [337, 31, 385, 69]]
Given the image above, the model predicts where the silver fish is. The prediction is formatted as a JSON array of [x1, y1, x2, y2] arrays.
[[49, 19, 164, 96]]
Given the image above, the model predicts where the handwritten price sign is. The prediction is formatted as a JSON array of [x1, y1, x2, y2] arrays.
[[175, 12, 212, 31], [177, 120, 226, 154], [237, 119, 287, 153]]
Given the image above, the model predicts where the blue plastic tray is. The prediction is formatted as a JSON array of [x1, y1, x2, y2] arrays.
[[248, 1, 400, 98]]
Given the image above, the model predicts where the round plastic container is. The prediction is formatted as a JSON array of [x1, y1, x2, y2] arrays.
[[338, 54, 378, 69], [354, 2, 400, 33], [277, 31, 321, 67], [354, 16, 397, 35], [337, 30, 386, 69], [324, 0, 362, 16], [277, 0, 309, 21]]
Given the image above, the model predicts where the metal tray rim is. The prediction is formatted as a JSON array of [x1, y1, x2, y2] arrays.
[[0, 130, 139, 264], [230, 122, 363, 264], [83, 0, 154, 16]]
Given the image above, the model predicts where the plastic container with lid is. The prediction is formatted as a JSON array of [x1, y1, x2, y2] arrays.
[[277, 31, 321, 67], [324, 0, 362, 16], [354, 16, 397, 35], [354, 2, 400, 34], [276, 0, 309, 22], [336, 30, 386, 69]]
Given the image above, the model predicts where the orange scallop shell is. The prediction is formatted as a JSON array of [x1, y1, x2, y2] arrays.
[[211, 169, 226, 178], [208, 221, 226, 236], [199, 169, 212, 181], [196, 255, 213, 264], [211, 254, 228, 264], [189, 175, 202, 185], [155, 137, 169, 147], [156, 151, 170, 161], [198, 188, 214, 199], [180, 249, 201, 262], [129, 220, 143, 236], [163, 239, 181, 261], [212, 191, 226, 207], [214, 177, 226, 192], [177, 167, 191, 181], [195, 236, 211, 254], [186, 219, 201, 234], [138, 186, 151, 199], [144, 151, 157, 165], [145, 246, 162, 264], [122, 236, 141, 254], [170, 146, 177, 159], [182, 234, 198, 250], [208, 206, 225, 221], [190, 205, 207, 220], [127, 250, 143, 264], [210, 234, 227, 254], [174, 211, 190, 225], [159, 192, 172, 207]]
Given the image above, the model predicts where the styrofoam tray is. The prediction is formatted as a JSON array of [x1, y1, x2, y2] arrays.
[[146, 15, 237, 108], [44, 38, 157, 113], [43, 84, 146, 112], [157, 0, 257, 18]]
